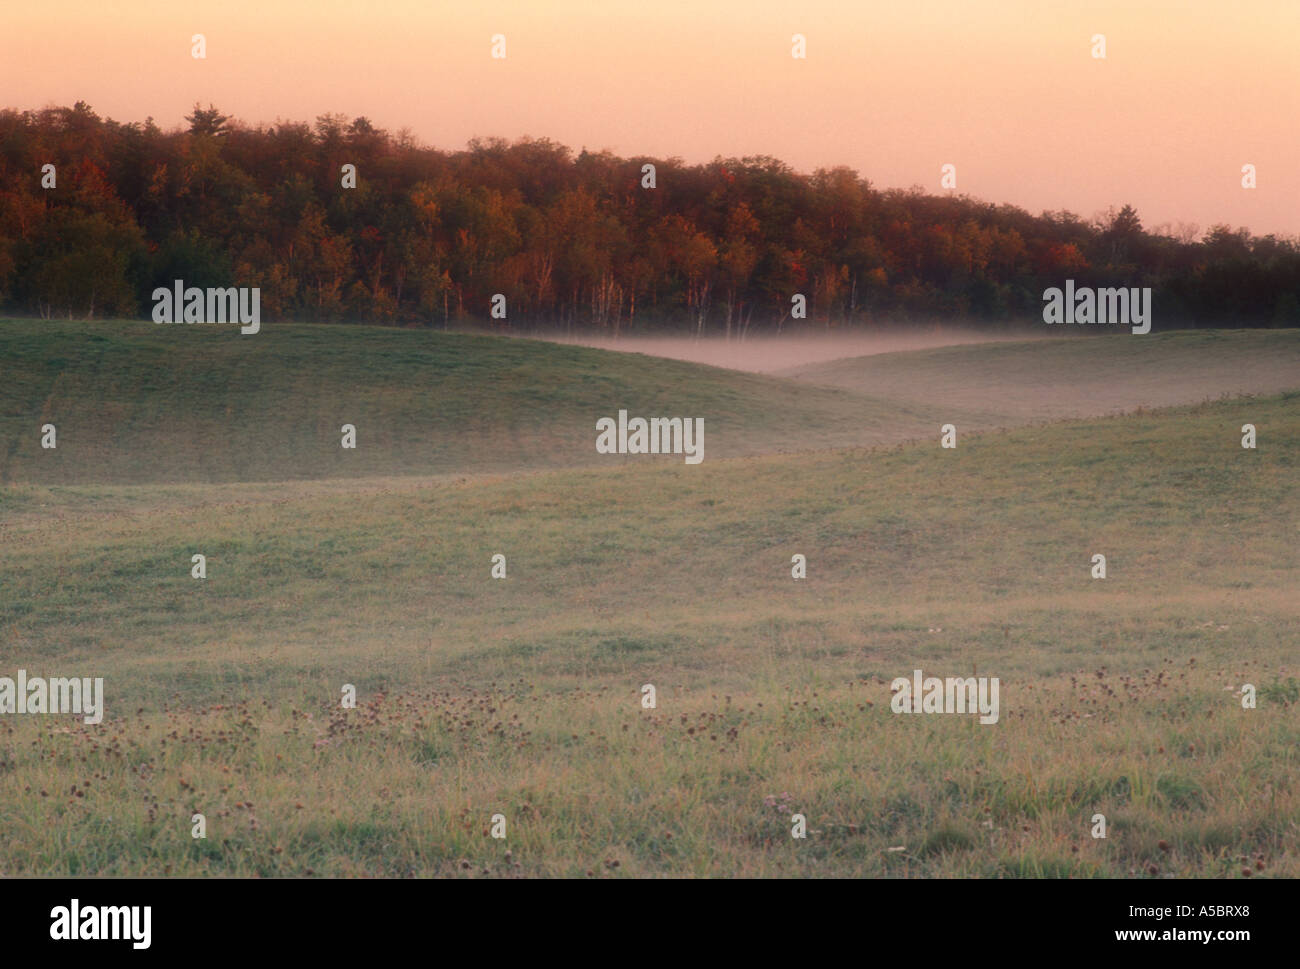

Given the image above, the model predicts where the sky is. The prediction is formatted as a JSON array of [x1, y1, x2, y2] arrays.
[[3, 0, 1297, 237]]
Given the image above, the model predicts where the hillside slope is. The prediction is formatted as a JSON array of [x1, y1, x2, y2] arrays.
[[778, 329, 1300, 425], [0, 319, 943, 484]]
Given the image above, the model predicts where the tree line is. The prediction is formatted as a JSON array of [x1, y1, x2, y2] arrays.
[[1, 102, 1297, 332]]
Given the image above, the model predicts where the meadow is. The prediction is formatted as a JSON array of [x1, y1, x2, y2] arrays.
[[0, 319, 1296, 876]]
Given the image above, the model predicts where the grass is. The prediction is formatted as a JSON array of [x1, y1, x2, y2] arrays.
[[0, 317, 944, 485], [781, 328, 1300, 425], [0, 320, 1297, 876]]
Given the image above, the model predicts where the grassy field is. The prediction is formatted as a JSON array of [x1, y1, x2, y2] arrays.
[[1, 320, 1297, 876], [780, 328, 1300, 426], [0, 319, 947, 485]]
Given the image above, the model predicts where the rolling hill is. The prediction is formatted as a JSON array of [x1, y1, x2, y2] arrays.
[[778, 329, 1300, 425], [0, 319, 951, 485]]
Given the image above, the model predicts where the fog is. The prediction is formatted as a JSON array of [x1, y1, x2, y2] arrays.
[[520, 325, 1049, 373]]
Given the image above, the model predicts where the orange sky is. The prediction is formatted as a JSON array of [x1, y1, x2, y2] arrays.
[[3, 0, 1297, 236]]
